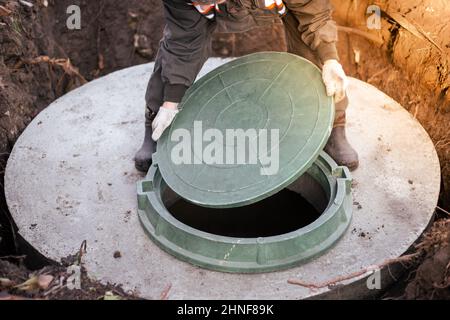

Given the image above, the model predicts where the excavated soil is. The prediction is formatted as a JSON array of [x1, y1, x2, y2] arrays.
[[0, 0, 449, 299]]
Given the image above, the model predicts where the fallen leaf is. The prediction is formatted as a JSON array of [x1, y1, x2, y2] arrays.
[[103, 291, 122, 300], [14, 274, 54, 292], [19, 1, 33, 8], [0, 278, 14, 288], [0, 5, 12, 16], [38, 275, 54, 290], [15, 276, 39, 292]]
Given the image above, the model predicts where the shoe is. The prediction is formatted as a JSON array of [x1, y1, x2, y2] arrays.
[[134, 125, 156, 173], [324, 126, 359, 171]]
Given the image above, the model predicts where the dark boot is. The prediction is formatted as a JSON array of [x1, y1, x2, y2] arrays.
[[324, 126, 359, 171], [134, 124, 157, 173]]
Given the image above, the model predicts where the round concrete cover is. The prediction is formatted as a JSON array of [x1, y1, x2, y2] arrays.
[[4, 60, 441, 299], [156, 52, 334, 208]]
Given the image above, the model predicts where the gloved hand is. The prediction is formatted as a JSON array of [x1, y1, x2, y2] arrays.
[[151, 106, 179, 141], [322, 59, 349, 103]]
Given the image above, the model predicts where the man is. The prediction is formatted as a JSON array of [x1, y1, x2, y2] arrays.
[[135, 0, 359, 172]]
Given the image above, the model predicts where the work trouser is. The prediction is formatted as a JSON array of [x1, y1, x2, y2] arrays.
[[145, 54, 169, 126], [282, 12, 347, 127], [145, 12, 348, 128]]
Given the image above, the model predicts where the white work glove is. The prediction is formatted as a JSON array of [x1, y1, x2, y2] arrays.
[[322, 59, 349, 103], [151, 107, 179, 141]]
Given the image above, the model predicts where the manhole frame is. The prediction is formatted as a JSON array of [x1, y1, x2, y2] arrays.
[[137, 151, 353, 273]]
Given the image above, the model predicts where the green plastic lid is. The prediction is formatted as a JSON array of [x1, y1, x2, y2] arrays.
[[155, 52, 334, 208]]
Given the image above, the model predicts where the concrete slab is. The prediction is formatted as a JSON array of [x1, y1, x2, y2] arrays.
[[5, 59, 440, 299]]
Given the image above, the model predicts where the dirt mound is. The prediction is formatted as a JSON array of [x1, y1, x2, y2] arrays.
[[404, 219, 450, 300], [0, 244, 139, 300], [332, 0, 450, 208]]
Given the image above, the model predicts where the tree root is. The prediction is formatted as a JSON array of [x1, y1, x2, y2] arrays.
[[15, 55, 87, 84], [288, 253, 421, 290]]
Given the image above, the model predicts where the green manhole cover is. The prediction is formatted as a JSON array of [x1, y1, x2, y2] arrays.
[[155, 52, 334, 208], [138, 53, 352, 273], [138, 152, 352, 273]]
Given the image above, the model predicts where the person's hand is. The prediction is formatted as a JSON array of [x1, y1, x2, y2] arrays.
[[151, 103, 179, 141], [322, 59, 349, 103]]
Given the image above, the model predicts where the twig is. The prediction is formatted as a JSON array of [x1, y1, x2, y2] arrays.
[[435, 139, 450, 149], [436, 206, 450, 216], [433, 281, 450, 290], [77, 240, 87, 265], [367, 67, 389, 83], [16, 56, 87, 84], [0, 5, 12, 16], [386, 11, 443, 53], [0, 255, 26, 260], [160, 283, 172, 300], [43, 282, 67, 297], [337, 25, 384, 46], [288, 253, 420, 289]]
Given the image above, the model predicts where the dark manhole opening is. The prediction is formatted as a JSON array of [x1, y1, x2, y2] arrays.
[[167, 188, 323, 238]]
